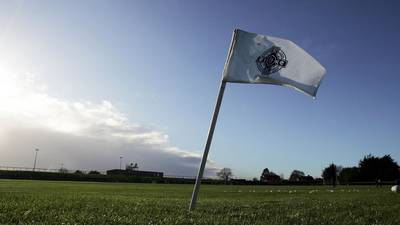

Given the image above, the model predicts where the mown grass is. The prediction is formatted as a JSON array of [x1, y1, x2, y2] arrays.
[[0, 179, 399, 225]]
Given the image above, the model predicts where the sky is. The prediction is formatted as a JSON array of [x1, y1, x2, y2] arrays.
[[1, 0, 400, 179]]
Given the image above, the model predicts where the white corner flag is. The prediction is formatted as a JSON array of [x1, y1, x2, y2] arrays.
[[223, 29, 326, 97], [189, 29, 327, 211]]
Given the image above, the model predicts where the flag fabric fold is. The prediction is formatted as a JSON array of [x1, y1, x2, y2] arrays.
[[222, 29, 326, 97]]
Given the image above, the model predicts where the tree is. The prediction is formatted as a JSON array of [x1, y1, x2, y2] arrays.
[[88, 170, 101, 175], [260, 168, 281, 184], [304, 175, 315, 182], [216, 168, 233, 183], [338, 167, 360, 184], [322, 163, 341, 187], [74, 170, 84, 175], [291, 170, 305, 177], [260, 168, 269, 178], [126, 162, 139, 171], [358, 154, 399, 181], [58, 167, 68, 173], [289, 170, 306, 182]]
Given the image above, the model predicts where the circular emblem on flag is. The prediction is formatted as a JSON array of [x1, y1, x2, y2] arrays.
[[256, 46, 288, 76]]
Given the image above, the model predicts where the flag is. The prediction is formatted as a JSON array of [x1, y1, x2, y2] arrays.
[[222, 29, 326, 97]]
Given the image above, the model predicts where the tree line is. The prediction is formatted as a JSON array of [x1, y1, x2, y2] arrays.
[[322, 154, 400, 185], [216, 154, 400, 185], [217, 167, 322, 185]]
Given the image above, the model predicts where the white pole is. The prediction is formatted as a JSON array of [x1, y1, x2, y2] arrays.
[[189, 80, 226, 211]]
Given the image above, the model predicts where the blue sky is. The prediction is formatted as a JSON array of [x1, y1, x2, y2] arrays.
[[1, 0, 400, 178]]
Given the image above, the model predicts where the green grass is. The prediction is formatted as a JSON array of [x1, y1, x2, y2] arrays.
[[0, 179, 399, 225]]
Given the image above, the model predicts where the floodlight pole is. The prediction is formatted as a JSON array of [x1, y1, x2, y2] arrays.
[[189, 80, 226, 211], [33, 148, 39, 171], [120, 156, 123, 170]]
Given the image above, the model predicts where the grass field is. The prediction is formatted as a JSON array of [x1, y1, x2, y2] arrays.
[[0, 179, 399, 225]]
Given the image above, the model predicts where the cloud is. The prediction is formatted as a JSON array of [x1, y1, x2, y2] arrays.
[[0, 73, 219, 176]]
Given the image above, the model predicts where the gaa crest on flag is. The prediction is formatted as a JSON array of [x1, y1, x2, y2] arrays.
[[256, 46, 288, 76], [222, 29, 326, 96]]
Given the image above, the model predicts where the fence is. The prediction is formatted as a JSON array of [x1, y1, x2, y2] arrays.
[[0, 165, 106, 174], [0, 165, 205, 180]]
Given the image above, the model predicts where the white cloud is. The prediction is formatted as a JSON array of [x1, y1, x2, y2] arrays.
[[0, 73, 219, 176]]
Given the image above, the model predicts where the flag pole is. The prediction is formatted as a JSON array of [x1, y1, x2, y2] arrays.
[[189, 79, 227, 211]]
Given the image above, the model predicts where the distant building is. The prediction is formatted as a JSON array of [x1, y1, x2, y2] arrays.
[[107, 162, 163, 178], [106, 169, 163, 178], [107, 162, 162, 178]]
